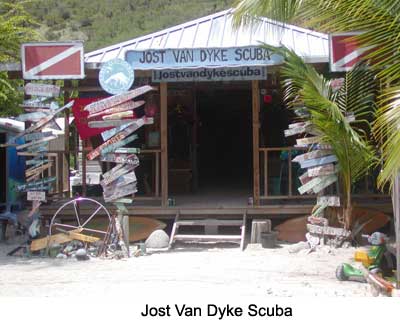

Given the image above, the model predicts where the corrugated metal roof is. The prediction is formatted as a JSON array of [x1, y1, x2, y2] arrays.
[[85, 9, 328, 65]]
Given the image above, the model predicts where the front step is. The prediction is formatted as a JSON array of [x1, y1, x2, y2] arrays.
[[169, 212, 247, 251]]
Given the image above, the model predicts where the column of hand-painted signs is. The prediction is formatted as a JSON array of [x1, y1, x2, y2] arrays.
[[284, 116, 341, 217], [12, 83, 74, 203], [84, 85, 156, 208]]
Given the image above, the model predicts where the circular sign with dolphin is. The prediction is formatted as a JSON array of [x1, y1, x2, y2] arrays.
[[99, 58, 134, 95]]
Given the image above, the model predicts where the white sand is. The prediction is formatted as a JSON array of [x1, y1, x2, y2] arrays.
[[0, 242, 371, 297]]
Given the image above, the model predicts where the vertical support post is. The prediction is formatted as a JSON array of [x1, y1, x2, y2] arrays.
[[288, 149, 293, 196], [252, 80, 260, 205], [155, 151, 160, 197], [63, 109, 70, 197], [263, 150, 268, 197], [120, 214, 130, 253], [160, 83, 168, 207], [82, 139, 87, 197], [393, 173, 400, 289]]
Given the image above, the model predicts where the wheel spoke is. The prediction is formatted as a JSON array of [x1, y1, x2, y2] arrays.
[[52, 222, 80, 230], [73, 201, 81, 226], [81, 227, 108, 235], [81, 206, 102, 227]]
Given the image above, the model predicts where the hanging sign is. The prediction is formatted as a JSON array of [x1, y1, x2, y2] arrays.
[[152, 66, 267, 82], [329, 33, 374, 72], [126, 46, 282, 69], [25, 83, 60, 97], [99, 58, 135, 95], [27, 191, 46, 202], [21, 42, 84, 80]]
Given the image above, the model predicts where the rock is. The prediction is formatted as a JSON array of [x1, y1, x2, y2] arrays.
[[56, 253, 67, 259], [75, 248, 89, 261], [145, 229, 169, 249], [288, 241, 310, 253]]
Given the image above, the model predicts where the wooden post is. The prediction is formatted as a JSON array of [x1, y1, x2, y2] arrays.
[[250, 219, 272, 243], [82, 139, 87, 197], [64, 109, 70, 197], [160, 83, 168, 207], [393, 173, 400, 289], [252, 80, 260, 205]]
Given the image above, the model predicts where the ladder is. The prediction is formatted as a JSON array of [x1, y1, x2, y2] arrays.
[[169, 211, 247, 251]]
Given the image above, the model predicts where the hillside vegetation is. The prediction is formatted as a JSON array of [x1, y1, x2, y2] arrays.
[[27, 0, 232, 52]]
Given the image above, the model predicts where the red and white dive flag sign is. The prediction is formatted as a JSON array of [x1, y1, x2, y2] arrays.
[[329, 32, 374, 72], [21, 42, 85, 80]]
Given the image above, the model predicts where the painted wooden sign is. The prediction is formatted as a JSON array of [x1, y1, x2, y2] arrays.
[[26, 161, 51, 177], [102, 110, 133, 120], [113, 147, 140, 154], [84, 85, 155, 115], [100, 134, 138, 155], [317, 196, 340, 207], [102, 165, 136, 186], [88, 120, 134, 128], [307, 224, 351, 237], [299, 171, 312, 185], [17, 177, 56, 191], [300, 155, 338, 169], [307, 164, 336, 177], [311, 174, 337, 194], [16, 111, 50, 122], [23, 131, 53, 142], [27, 191, 46, 202], [292, 149, 332, 163], [288, 121, 310, 129], [16, 135, 56, 151], [100, 153, 140, 165], [296, 136, 323, 146], [103, 184, 138, 203], [25, 83, 60, 97], [15, 101, 74, 140], [101, 121, 134, 141], [88, 100, 144, 119], [115, 198, 133, 204], [298, 176, 323, 194], [101, 171, 137, 189], [284, 125, 310, 137]]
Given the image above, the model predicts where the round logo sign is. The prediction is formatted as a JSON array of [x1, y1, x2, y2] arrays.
[[99, 58, 134, 95]]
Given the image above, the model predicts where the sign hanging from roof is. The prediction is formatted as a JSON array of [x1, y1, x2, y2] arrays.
[[125, 46, 283, 70], [21, 42, 85, 80], [329, 32, 374, 72], [99, 58, 135, 95]]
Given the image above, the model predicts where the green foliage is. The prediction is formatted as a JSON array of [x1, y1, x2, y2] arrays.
[[272, 46, 377, 228], [0, 0, 39, 116], [27, 0, 232, 51]]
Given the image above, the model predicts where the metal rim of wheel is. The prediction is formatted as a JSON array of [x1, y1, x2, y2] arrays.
[[48, 197, 112, 242]]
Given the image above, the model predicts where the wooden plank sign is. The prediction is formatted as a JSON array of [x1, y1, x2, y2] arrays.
[[288, 121, 310, 129], [25, 162, 52, 177], [103, 184, 137, 203], [307, 164, 336, 177], [307, 224, 351, 238], [27, 191, 46, 202], [299, 155, 338, 169], [102, 165, 136, 186], [84, 85, 156, 115], [25, 83, 60, 97], [298, 177, 323, 195], [100, 134, 138, 155], [296, 136, 323, 146], [284, 125, 310, 137], [292, 149, 332, 163], [312, 174, 337, 194], [100, 153, 140, 166], [87, 119, 143, 160], [299, 171, 311, 185], [113, 147, 140, 154], [16, 135, 57, 151], [88, 100, 145, 119], [102, 110, 133, 120], [317, 196, 340, 207], [101, 121, 134, 141], [23, 131, 53, 142], [88, 120, 133, 128], [17, 177, 56, 192], [101, 170, 137, 189], [16, 111, 50, 122]]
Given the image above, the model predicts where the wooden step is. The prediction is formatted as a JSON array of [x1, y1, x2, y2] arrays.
[[175, 219, 243, 227], [173, 234, 242, 240]]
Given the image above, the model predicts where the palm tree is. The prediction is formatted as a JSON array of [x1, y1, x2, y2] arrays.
[[233, 0, 400, 190], [270, 46, 376, 229]]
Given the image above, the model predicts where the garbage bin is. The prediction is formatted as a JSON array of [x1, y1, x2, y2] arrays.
[[261, 231, 278, 248]]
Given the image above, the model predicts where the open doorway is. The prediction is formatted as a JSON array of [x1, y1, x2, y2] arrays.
[[167, 83, 253, 207]]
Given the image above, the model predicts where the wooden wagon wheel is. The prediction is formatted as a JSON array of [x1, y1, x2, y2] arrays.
[[48, 197, 112, 247]]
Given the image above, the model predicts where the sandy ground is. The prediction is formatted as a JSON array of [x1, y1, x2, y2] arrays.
[[0, 241, 372, 297]]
